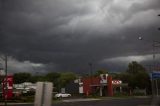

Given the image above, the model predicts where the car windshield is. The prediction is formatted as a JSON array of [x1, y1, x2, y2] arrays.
[[0, 0, 160, 106]]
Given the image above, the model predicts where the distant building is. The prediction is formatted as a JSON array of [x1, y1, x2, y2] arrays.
[[82, 74, 128, 96], [65, 74, 128, 97], [13, 82, 36, 93]]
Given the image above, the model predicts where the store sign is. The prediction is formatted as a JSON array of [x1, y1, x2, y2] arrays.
[[100, 74, 108, 84], [112, 80, 122, 85], [2, 75, 13, 99]]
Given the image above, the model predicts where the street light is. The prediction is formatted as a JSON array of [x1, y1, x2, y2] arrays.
[[158, 14, 160, 30], [88, 62, 93, 95], [138, 36, 160, 96], [88, 62, 93, 83], [152, 41, 160, 96], [88, 63, 93, 75]]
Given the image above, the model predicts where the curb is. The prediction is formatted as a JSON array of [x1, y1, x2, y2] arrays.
[[0, 103, 33, 105]]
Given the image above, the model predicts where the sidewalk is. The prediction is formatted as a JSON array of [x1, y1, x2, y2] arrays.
[[62, 98, 101, 103], [0, 102, 33, 105]]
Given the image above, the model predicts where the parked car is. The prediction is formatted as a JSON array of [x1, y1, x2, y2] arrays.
[[55, 93, 71, 98]]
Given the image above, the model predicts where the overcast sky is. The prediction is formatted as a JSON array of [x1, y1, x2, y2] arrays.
[[0, 0, 160, 74]]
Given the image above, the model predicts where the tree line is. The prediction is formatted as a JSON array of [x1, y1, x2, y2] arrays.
[[13, 61, 151, 93], [113, 61, 151, 94], [13, 72, 77, 92]]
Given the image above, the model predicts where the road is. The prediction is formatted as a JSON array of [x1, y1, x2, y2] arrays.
[[1, 97, 159, 106]]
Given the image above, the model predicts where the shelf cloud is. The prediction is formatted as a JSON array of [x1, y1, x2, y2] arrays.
[[0, 0, 160, 73]]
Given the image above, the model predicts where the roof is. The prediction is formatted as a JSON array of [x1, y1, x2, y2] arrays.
[[90, 83, 128, 87]]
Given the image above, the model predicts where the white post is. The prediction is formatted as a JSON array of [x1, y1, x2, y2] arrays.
[[120, 87, 122, 93], [34, 82, 53, 106], [100, 86, 102, 96]]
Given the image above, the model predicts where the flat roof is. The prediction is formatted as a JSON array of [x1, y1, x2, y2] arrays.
[[90, 83, 128, 87]]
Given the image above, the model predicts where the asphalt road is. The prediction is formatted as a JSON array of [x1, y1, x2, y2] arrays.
[[55, 98, 152, 106], [1, 97, 159, 106]]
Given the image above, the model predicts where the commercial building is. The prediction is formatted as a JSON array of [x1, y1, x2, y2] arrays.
[[66, 74, 128, 96]]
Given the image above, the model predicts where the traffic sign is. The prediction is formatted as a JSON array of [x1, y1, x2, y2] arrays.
[[151, 72, 160, 79]]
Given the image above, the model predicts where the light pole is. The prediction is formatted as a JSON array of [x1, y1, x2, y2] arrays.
[[152, 41, 160, 96], [0, 55, 8, 106], [138, 14, 160, 96], [158, 14, 160, 30], [88, 62, 93, 95], [138, 38, 160, 96], [88, 62, 93, 84]]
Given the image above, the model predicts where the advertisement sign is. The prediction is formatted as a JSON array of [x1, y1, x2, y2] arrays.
[[100, 74, 108, 84], [112, 80, 122, 85], [2, 75, 13, 99]]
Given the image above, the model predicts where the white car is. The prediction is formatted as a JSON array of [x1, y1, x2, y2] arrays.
[[55, 93, 71, 98]]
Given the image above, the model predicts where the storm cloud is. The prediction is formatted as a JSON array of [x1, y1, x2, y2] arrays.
[[0, 0, 160, 74]]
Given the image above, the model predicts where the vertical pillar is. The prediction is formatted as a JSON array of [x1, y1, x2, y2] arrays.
[[100, 86, 102, 96], [34, 82, 53, 106], [120, 87, 122, 93], [107, 76, 113, 96]]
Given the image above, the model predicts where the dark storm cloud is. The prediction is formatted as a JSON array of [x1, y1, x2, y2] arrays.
[[0, 0, 160, 73]]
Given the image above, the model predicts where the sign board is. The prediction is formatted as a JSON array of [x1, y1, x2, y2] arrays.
[[100, 74, 108, 84], [151, 72, 160, 79], [79, 82, 83, 93], [2, 75, 13, 100], [34, 82, 53, 106], [112, 80, 122, 85]]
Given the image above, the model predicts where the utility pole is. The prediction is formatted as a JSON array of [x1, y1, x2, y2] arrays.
[[4, 55, 8, 106], [152, 40, 160, 99], [88, 62, 93, 95], [158, 14, 160, 30], [0, 55, 8, 106], [88, 63, 93, 84]]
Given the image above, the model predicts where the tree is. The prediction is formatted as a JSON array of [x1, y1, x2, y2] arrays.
[[13, 72, 31, 84], [116, 72, 130, 83], [59, 72, 76, 88], [125, 61, 151, 92], [94, 69, 108, 77], [126, 61, 146, 74], [45, 72, 60, 89], [29, 75, 46, 83]]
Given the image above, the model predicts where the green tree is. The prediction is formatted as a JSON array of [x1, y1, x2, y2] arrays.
[[125, 61, 151, 91], [29, 75, 46, 83], [45, 72, 60, 89], [114, 72, 130, 83], [94, 69, 108, 77], [126, 61, 146, 74], [59, 72, 76, 88], [13, 72, 31, 84]]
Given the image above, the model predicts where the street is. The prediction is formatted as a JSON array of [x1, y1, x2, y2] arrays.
[[1, 97, 159, 106]]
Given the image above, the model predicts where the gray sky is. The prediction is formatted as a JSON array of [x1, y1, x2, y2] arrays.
[[0, 0, 160, 74]]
